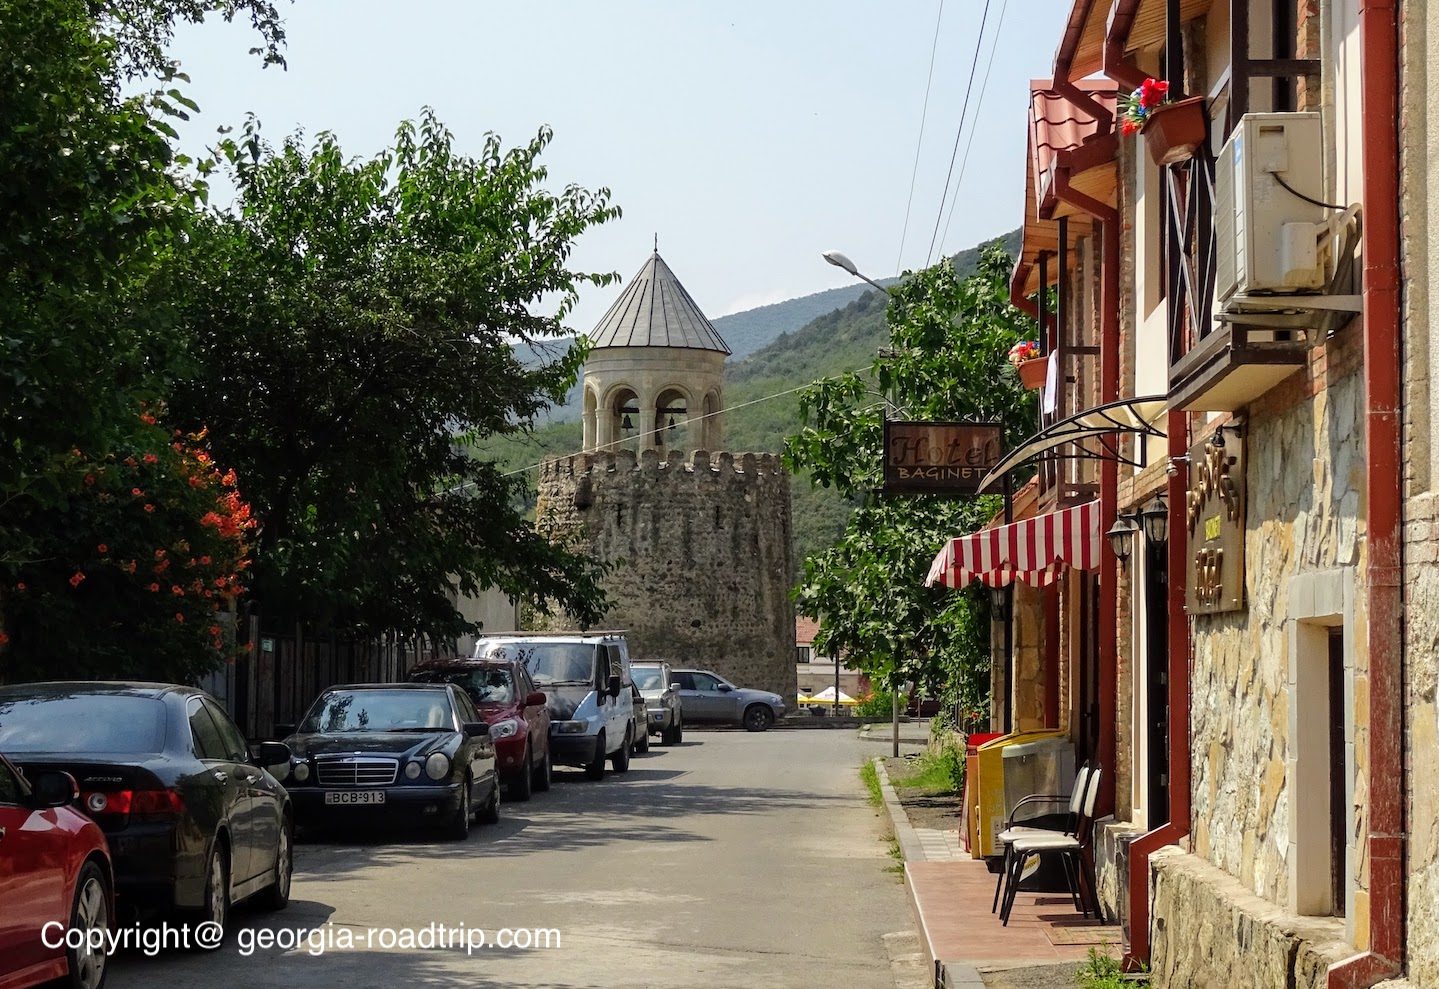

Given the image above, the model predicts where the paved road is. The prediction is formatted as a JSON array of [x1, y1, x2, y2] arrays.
[[109, 730, 919, 989]]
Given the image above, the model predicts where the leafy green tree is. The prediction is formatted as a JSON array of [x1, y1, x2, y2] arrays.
[[784, 246, 1038, 720], [161, 114, 620, 640]]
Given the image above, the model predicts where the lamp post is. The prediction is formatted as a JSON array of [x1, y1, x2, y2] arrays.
[[822, 251, 893, 295]]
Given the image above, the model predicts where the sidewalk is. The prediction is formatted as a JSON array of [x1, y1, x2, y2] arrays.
[[873, 759, 1118, 988]]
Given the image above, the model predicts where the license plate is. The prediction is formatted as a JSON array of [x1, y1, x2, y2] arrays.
[[324, 790, 386, 805]]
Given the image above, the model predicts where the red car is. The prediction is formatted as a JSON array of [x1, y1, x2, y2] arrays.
[[0, 754, 112, 989], [409, 658, 551, 800]]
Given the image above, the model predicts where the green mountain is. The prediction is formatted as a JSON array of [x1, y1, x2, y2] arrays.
[[485, 228, 1021, 570]]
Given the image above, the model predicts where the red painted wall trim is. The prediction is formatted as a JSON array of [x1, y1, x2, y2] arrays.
[[1102, 0, 1149, 91], [1122, 410, 1191, 969], [1329, 0, 1405, 983]]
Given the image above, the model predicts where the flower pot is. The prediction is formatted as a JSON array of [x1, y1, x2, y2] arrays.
[[1141, 96, 1208, 167], [1017, 354, 1049, 390]]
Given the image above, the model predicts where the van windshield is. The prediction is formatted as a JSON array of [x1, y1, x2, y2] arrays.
[[479, 641, 596, 687]]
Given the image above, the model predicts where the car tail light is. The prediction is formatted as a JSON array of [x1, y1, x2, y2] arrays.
[[81, 788, 185, 821]]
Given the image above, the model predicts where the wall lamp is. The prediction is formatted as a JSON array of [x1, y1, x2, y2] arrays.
[[1108, 493, 1170, 563], [1106, 514, 1141, 562], [987, 584, 1011, 617]]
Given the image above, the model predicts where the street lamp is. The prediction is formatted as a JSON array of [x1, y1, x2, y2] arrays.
[[1141, 494, 1169, 544], [1106, 514, 1140, 562], [822, 251, 893, 295]]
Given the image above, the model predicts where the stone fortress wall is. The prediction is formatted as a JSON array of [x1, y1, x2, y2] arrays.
[[535, 449, 797, 703]]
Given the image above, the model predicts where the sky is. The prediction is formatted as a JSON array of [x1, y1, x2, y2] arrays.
[[168, 0, 1072, 333]]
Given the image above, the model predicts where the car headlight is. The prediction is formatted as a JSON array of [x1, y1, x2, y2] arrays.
[[404, 761, 422, 780], [488, 719, 521, 740], [290, 761, 310, 783], [424, 752, 451, 781], [553, 720, 588, 734]]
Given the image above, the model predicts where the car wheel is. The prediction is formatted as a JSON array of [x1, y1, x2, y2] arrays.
[[510, 745, 534, 802], [584, 732, 606, 780], [663, 716, 679, 745], [256, 813, 293, 911], [533, 746, 552, 792], [635, 724, 650, 754], [612, 725, 632, 773], [743, 704, 775, 732], [478, 779, 501, 825], [197, 840, 230, 948], [445, 777, 472, 840], [64, 860, 109, 989]]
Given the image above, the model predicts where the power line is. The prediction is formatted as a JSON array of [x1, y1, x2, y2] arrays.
[[895, 0, 947, 276], [924, 0, 995, 267], [499, 366, 875, 478], [938, 0, 1010, 255]]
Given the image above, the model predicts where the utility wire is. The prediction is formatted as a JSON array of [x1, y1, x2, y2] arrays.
[[895, 0, 948, 276], [938, 0, 1010, 254], [499, 366, 875, 478], [925, 0, 995, 267]]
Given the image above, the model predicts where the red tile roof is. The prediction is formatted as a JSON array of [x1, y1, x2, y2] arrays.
[[795, 615, 821, 646]]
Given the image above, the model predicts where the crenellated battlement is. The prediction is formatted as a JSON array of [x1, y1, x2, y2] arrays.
[[538, 449, 785, 482]]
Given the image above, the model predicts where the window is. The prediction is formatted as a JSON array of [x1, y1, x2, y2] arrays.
[[0, 760, 23, 805], [453, 691, 479, 723], [0, 695, 165, 753], [188, 700, 228, 762], [606, 645, 623, 679], [204, 699, 249, 762], [672, 672, 695, 691], [690, 673, 721, 693], [796, 646, 813, 665]]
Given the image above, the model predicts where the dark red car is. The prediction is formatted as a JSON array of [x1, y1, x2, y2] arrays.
[[0, 754, 112, 989], [409, 659, 551, 800]]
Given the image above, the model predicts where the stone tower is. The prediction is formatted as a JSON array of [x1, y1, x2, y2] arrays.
[[581, 251, 728, 455], [538, 251, 797, 703]]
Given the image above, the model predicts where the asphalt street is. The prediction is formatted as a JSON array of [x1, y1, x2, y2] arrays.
[[107, 729, 918, 989]]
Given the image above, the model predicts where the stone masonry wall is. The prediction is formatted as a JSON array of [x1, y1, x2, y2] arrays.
[[534, 449, 797, 702]]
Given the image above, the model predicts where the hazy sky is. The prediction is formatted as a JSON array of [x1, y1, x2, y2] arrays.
[[169, 0, 1071, 332]]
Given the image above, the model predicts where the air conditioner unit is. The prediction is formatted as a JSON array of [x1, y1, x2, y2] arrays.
[[1214, 112, 1327, 304]]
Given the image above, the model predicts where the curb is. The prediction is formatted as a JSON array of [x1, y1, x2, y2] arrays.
[[875, 756, 986, 989]]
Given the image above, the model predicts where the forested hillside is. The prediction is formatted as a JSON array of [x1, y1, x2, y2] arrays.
[[482, 228, 1021, 570]]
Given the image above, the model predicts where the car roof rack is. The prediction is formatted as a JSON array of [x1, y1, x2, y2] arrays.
[[474, 629, 629, 638]]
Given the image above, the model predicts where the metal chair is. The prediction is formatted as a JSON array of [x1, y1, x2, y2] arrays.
[[999, 766, 1102, 926], [990, 764, 1092, 914]]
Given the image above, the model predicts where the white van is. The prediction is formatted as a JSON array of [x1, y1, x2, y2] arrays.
[[471, 632, 637, 780]]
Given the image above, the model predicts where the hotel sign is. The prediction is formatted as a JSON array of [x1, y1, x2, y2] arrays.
[[882, 421, 1004, 495], [1185, 430, 1246, 615]]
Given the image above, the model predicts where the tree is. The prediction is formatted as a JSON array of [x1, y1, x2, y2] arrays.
[[784, 245, 1038, 720], [161, 114, 620, 640]]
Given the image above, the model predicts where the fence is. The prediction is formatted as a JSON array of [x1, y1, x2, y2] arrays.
[[200, 612, 443, 739]]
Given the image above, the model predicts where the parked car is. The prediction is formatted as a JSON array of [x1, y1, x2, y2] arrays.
[[473, 633, 637, 780], [408, 657, 552, 800], [632, 662, 683, 744], [0, 682, 293, 934], [670, 670, 787, 731], [0, 753, 111, 989], [278, 683, 499, 840]]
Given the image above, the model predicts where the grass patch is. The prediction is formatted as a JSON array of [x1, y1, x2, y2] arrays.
[[884, 834, 905, 874], [1076, 947, 1141, 988], [888, 747, 964, 796], [860, 758, 883, 807]]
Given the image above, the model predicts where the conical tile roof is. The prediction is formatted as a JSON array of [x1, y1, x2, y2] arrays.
[[588, 252, 731, 354]]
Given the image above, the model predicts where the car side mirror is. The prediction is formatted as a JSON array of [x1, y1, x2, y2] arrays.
[[607, 674, 622, 697], [670, 682, 683, 690], [525, 691, 547, 708], [251, 741, 292, 767], [274, 723, 296, 738], [463, 721, 490, 738], [28, 770, 79, 809], [718, 684, 734, 692]]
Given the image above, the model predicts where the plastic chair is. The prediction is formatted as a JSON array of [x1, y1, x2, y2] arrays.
[[990, 764, 1092, 913], [999, 767, 1102, 925]]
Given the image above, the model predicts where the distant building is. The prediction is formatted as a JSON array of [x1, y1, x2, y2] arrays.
[[794, 615, 868, 701]]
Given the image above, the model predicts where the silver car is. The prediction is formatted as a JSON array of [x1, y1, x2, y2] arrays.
[[632, 662, 683, 744], [671, 669, 786, 732]]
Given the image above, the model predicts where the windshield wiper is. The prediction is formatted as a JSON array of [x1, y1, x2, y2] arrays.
[[384, 726, 452, 733], [538, 679, 591, 686]]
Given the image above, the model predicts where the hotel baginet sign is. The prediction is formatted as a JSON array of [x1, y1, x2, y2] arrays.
[[1185, 429, 1247, 615], [882, 421, 1004, 495]]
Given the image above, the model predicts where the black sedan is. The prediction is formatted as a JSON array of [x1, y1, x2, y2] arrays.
[[278, 683, 499, 840], [0, 682, 294, 934]]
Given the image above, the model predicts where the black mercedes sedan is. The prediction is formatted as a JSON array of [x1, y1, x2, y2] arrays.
[[0, 682, 294, 933], [278, 683, 499, 840]]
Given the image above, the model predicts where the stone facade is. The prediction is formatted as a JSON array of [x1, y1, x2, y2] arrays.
[[535, 450, 797, 702]]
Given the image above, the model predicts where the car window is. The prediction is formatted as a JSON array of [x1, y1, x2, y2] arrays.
[[453, 691, 478, 723], [300, 689, 454, 733], [0, 694, 166, 753], [605, 645, 623, 679], [672, 672, 695, 691], [0, 761, 23, 805], [632, 667, 667, 691], [203, 699, 249, 762], [188, 700, 228, 761], [691, 673, 722, 692], [487, 642, 597, 686]]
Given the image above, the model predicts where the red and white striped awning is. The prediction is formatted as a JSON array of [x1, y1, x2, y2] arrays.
[[926, 500, 1102, 589]]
